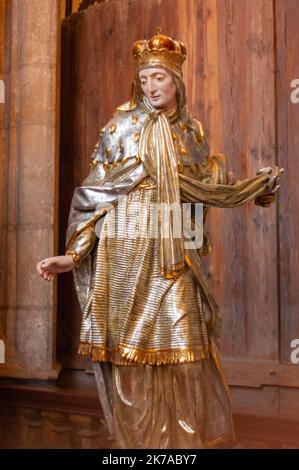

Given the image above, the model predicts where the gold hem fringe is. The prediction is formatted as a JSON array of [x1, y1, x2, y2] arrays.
[[78, 342, 210, 366]]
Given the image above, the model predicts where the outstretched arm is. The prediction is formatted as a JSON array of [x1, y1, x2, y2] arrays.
[[36, 136, 146, 282], [180, 154, 283, 208]]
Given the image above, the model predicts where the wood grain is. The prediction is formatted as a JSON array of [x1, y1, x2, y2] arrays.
[[275, 0, 299, 364]]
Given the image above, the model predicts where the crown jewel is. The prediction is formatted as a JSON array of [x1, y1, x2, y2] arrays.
[[132, 32, 187, 75]]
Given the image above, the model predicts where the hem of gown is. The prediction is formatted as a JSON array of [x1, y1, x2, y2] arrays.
[[202, 431, 236, 449], [113, 432, 236, 450], [78, 341, 210, 365]]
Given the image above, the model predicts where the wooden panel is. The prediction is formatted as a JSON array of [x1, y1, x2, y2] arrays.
[[176, 0, 279, 361], [231, 385, 280, 415], [231, 385, 299, 423], [2, 378, 299, 448], [233, 412, 299, 448], [224, 360, 299, 388], [174, 0, 209, 127], [213, 0, 278, 361], [276, 0, 299, 363]]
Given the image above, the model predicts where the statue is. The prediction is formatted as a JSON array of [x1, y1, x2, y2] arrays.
[[36, 32, 283, 449]]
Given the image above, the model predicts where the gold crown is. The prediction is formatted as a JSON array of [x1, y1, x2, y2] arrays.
[[132, 31, 187, 75]]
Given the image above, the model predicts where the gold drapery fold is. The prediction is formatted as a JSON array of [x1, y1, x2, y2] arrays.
[[179, 165, 280, 207], [111, 340, 235, 449], [139, 98, 185, 279]]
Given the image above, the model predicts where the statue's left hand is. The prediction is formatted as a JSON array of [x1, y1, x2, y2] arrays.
[[255, 166, 284, 207]]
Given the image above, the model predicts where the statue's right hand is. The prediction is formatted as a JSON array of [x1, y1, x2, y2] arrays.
[[36, 255, 75, 281]]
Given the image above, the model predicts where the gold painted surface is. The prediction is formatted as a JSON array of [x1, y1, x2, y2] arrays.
[[64, 97, 280, 449], [65, 250, 80, 267], [67, 96, 281, 365], [110, 123, 117, 134], [138, 100, 186, 279], [136, 176, 156, 189], [65, 223, 97, 264], [132, 33, 186, 77], [78, 182, 212, 366], [111, 349, 235, 448]]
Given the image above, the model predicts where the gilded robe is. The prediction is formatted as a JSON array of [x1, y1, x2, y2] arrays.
[[65, 100, 279, 448]]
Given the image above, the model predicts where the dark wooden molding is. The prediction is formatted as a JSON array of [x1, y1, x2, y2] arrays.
[[0, 370, 102, 418], [233, 413, 299, 448], [224, 360, 299, 388]]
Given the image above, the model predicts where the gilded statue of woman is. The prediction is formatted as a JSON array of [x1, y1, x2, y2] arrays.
[[36, 33, 283, 449]]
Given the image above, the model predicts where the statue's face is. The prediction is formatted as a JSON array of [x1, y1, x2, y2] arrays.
[[139, 67, 177, 110]]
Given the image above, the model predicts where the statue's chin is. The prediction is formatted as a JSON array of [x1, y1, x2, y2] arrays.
[[150, 102, 164, 109]]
